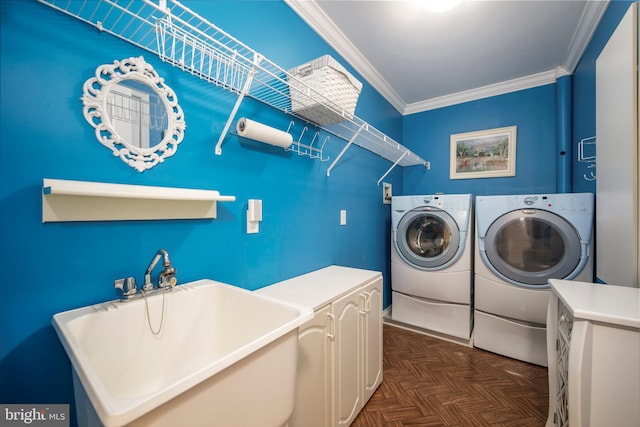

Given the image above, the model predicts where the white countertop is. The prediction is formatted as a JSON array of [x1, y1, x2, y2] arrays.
[[256, 265, 382, 311], [549, 279, 640, 329]]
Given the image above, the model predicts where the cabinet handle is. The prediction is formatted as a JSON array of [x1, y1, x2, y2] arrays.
[[360, 293, 368, 315], [360, 291, 372, 314], [327, 312, 335, 340]]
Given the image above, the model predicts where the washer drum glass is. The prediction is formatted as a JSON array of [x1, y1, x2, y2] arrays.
[[396, 209, 460, 269]]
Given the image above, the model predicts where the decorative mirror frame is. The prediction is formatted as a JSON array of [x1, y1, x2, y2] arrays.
[[81, 56, 186, 172]]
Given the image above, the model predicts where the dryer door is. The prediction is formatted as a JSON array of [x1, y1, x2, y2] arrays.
[[396, 207, 461, 270], [484, 209, 581, 287]]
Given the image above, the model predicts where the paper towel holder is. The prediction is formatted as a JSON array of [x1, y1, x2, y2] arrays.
[[284, 122, 330, 162], [235, 117, 293, 148], [234, 118, 329, 162]]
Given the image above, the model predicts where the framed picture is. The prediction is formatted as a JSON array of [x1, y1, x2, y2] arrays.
[[450, 126, 517, 179]]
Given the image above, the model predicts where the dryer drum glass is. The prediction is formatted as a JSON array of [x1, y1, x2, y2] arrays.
[[495, 218, 565, 272], [484, 208, 582, 286]]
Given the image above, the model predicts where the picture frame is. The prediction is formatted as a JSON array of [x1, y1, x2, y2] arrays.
[[450, 126, 517, 179]]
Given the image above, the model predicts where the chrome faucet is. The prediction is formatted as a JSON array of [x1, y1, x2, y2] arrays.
[[114, 276, 138, 299], [114, 248, 177, 300], [143, 248, 177, 291]]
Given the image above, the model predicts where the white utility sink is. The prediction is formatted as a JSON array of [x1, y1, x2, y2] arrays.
[[52, 279, 313, 427]]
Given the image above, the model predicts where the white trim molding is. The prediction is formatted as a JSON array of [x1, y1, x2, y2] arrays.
[[562, 0, 610, 73], [404, 69, 559, 114]]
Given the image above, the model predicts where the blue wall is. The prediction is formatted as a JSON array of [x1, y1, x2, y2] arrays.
[[402, 84, 558, 195], [0, 0, 404, 413], [0, 0, 636, 422]]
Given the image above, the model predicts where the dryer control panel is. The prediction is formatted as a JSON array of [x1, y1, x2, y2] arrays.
[[518, 194, 591, 213]]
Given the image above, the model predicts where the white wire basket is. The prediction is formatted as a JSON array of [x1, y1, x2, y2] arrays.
[[155, 17, 254, 94], [288, 55, 363, 126]]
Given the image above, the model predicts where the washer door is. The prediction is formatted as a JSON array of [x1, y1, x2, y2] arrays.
[[484, 209, 581, 287], [396, 208, 461, 270]]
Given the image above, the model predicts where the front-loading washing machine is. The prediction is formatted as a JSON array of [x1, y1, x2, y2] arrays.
[[391, 194, 473, 340], [474, 193, 594, 366]]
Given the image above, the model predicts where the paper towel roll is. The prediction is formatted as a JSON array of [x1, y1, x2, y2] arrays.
[[236, 118, 293, 148]]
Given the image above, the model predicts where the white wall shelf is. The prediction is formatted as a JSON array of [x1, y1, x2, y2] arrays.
[[37, 0, 428, 182], [42, 178, 236, 222]]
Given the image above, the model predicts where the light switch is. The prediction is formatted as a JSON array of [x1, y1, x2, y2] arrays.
[[248, 199, 262, 222], [340, 210, 347, 226], [247, 199, 262, 234]]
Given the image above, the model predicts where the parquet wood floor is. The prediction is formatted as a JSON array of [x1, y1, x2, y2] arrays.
[[353, 324, 549, 427]]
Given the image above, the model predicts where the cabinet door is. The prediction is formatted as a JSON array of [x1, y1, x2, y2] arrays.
[[362, 277, 383, 404], [289, 305, 332, 427], [331, 287, 362, 427], [596, 2, 638, 286]]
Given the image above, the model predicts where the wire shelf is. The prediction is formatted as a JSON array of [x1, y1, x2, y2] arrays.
[[37, 0, 428, 174]]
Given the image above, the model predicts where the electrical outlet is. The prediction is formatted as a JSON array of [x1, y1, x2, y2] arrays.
[[383, 182, 392, 204]]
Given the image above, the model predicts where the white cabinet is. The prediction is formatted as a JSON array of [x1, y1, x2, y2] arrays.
[[546, 279, 640, 427], [257, 266, 383, 427], [595, 2, 638, 286]]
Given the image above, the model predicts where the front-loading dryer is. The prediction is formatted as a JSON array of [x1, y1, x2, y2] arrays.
[[474, 193, 594, 366], [391, 194, 473, 340]]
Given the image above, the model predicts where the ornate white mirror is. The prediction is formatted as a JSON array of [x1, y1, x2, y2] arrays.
[[81, 56, 186, 172]]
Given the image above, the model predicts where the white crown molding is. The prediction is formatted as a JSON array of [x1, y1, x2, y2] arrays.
[[555, 66, 571, 79], [562, 0, 610, 73], [403, 69, 560, 114], [286, 0, 610, 116]]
